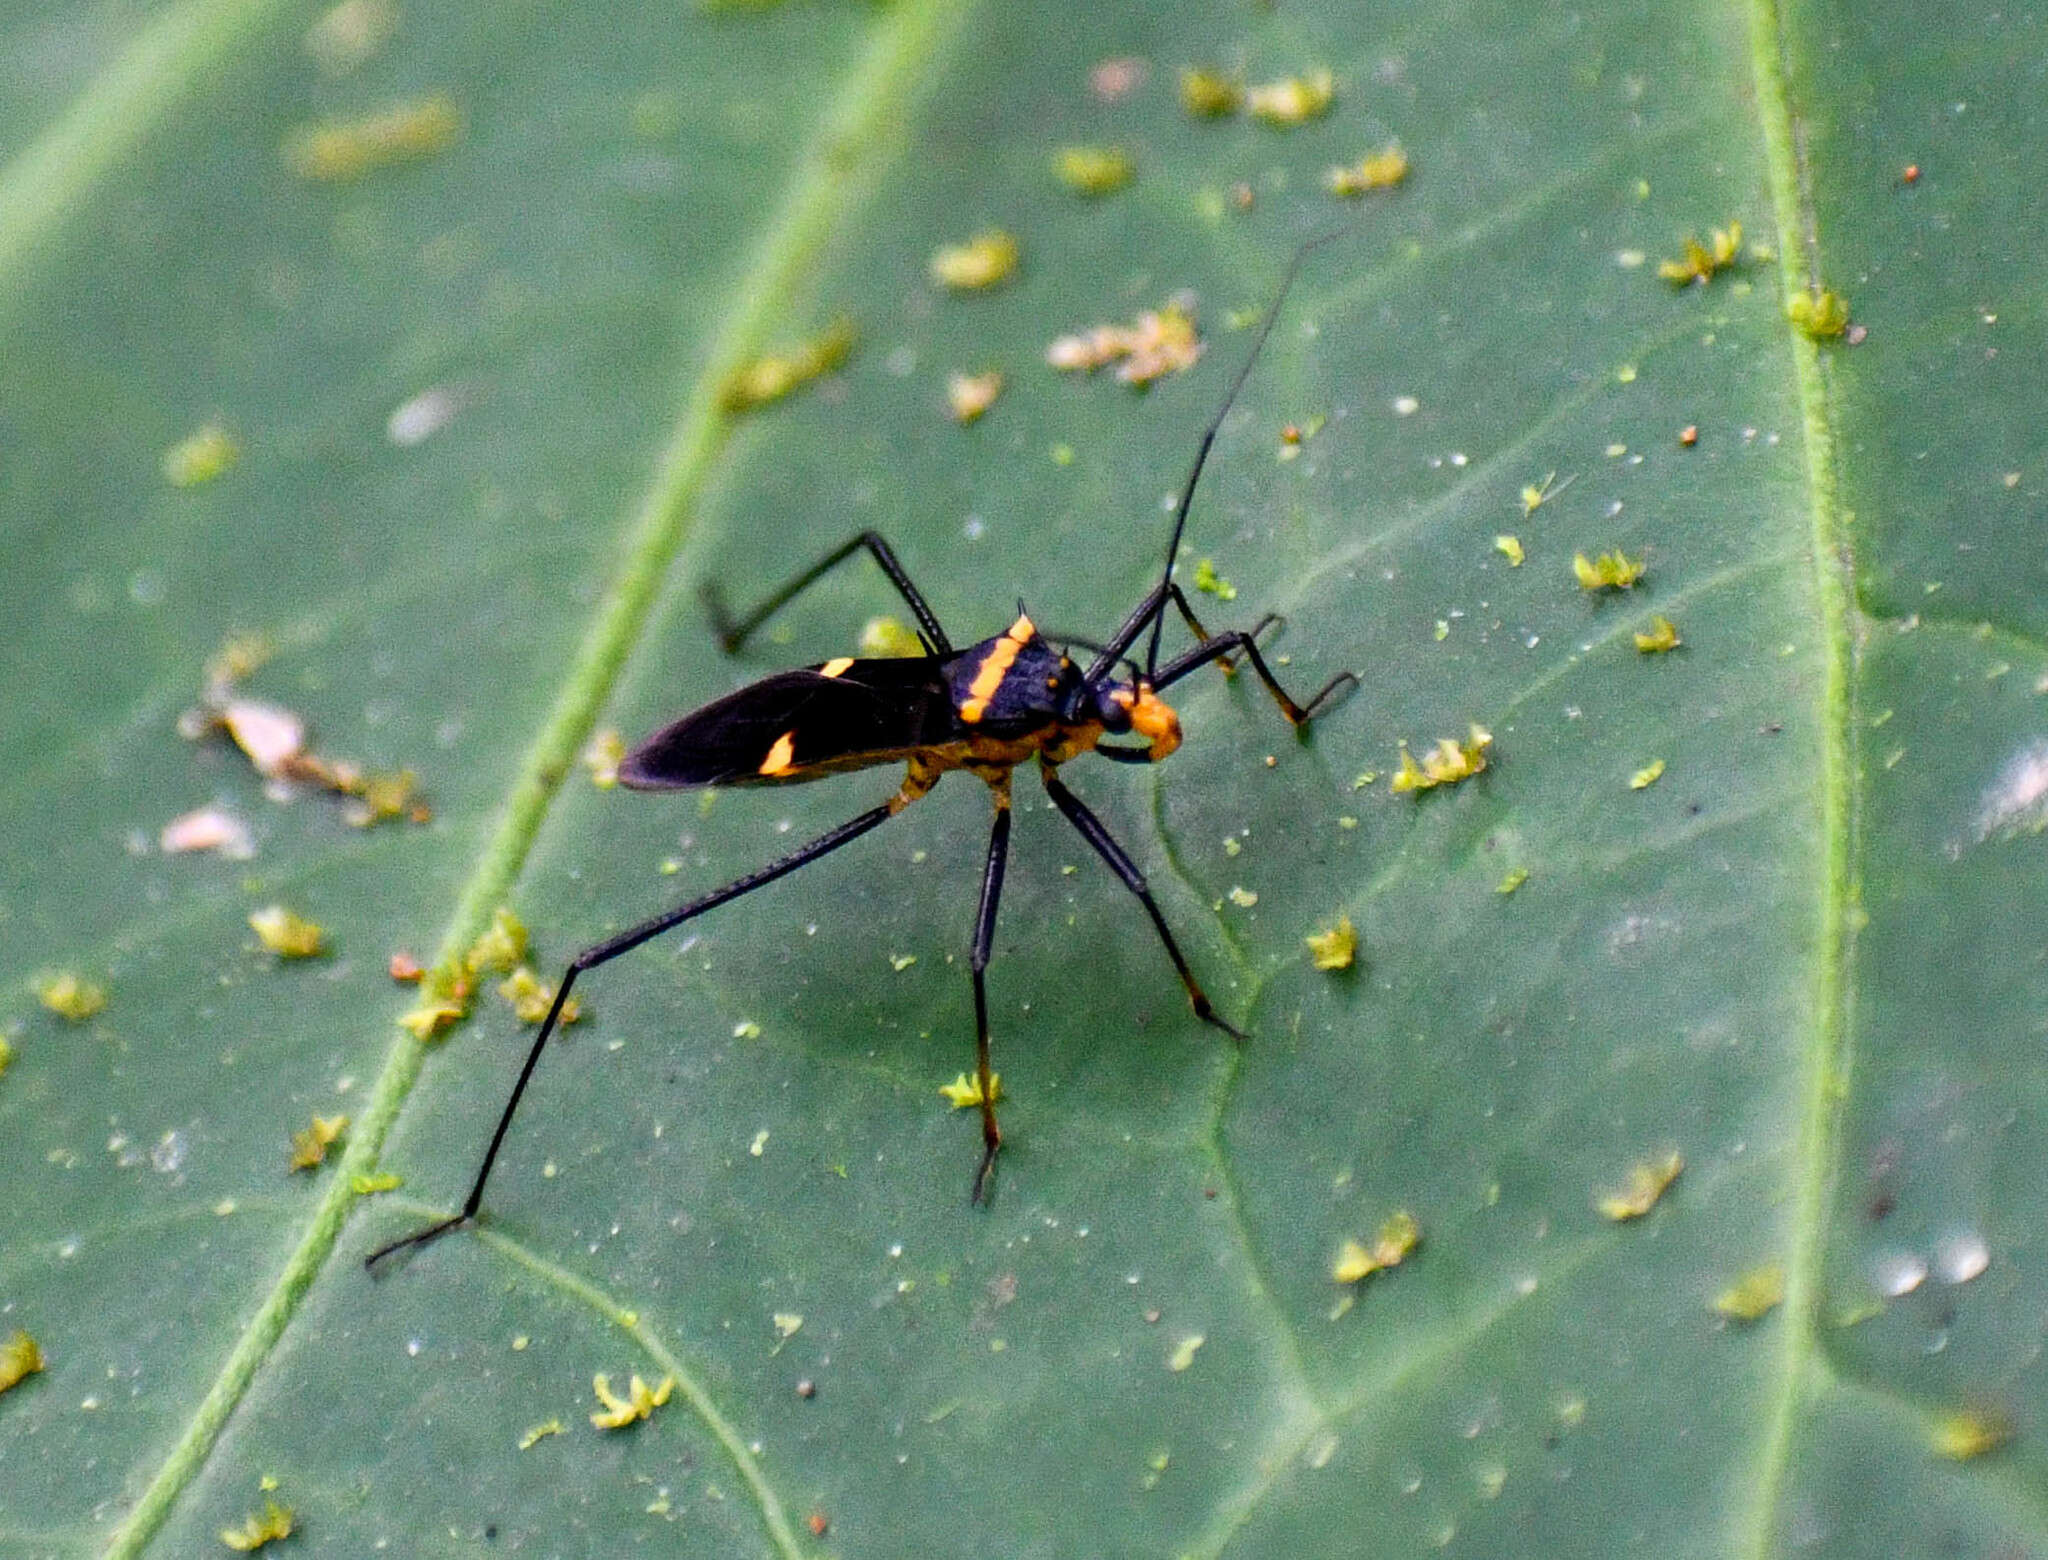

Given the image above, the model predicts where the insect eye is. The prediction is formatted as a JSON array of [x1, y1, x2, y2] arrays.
[[1096, 686, 1135, 731]]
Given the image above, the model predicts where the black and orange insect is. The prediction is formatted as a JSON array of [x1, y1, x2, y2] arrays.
[[367, 235, 1357, 1269]]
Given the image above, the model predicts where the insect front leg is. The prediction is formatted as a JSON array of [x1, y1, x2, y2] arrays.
[[1152, 628, 1358, 726]]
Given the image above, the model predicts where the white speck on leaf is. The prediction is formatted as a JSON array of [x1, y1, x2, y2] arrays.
[[1873, 1250, 1928, 1297], [1973, 738, 2048, 840], [1936, 1232, 1989, 1285], [386, 386, 461, 446]]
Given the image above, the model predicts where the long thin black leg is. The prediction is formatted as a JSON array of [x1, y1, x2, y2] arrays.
[[1083, 581, 1225, 685], [704, 530, 952, 656], [967, 778, 1012, 1205], [1039, 768, 1245, 1042], [1153, 629, 1359, 725], [365, 800, 902, 1271]]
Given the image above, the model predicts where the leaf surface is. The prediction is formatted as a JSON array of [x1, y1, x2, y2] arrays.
[[0, 1, 2042, 1556]]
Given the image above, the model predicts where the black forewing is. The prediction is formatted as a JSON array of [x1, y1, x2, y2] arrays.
[[618, 659, 959, 789]]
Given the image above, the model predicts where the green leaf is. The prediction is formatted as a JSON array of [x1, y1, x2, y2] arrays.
[[0, 1, 2041, 1555]]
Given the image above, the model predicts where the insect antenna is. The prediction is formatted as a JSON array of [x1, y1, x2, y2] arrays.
[[1141, 226, 1353, 680], [1042, 630, 1141, 677]]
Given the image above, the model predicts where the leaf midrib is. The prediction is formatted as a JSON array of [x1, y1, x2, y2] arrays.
[[1739, 0, 1861, 1552], [94, 1, 976, 1553]]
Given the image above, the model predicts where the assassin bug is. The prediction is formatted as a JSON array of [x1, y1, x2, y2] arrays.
[[367, 232, 1358, 1269]]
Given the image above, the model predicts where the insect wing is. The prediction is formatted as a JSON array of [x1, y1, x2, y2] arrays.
[[618, 660, 955, 789]]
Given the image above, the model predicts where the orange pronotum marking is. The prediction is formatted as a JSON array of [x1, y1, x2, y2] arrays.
[[819, 657, 854, 678], [959, 615, 1036, 724], [758, 730, 797, 776]]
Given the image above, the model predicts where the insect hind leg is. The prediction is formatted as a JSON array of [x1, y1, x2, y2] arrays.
[[703, 530, 953, 656], [966, 776, 1013, 1204], [364, 799, 904, 1272]]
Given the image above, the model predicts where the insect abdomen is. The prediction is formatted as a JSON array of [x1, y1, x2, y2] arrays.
[[619, 662, 956, 789]]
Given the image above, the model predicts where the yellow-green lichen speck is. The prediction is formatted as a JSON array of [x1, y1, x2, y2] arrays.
[[1629, 758, 1666, 790], [1496, 866, 1529, 895], [162, 424, 240, 487], [398, 997, 466, 1041], [1597, 1151, 1682, 1219], [1932, 1408, 2013, 1461], [1305, 915, 1357, 971], [0, 1329, 45, 1392], [1573, 550, 1646, 590], [1494, 534, 1525, 567], [286, 94, 460, 181], [718, 317, 856, 415], [1276, 414, 1325, 461], [464, 905, 528, 975], [220, 1498, 294, 1551], [1167, 1333, 1205, 1371], [582, 728, 625, 787], [288, 1113, 348, 1172], [1054, 145, 1134, 195], [36, 971, 107, 1021], [1178, 66, 1242, 118], [591, 1371, 674, 1429], [304, 0, 397, 76], [1788, 286, 1852, 339], [1192, 557, 1236, 600], [1521, 471, 1574, 513], [1657, 221, 1742, 285], [1333, 1211, 1421, 1283], [1635, 615, 1681, 652], [947, 370, 1004, 424], [860, 615, 926, 658], [500, 964, 578, 1025], [940, 1071, 1001, 1108], [350, 1171, 402, 1195], [1047, 301, 1202, 387], [1391, 726, 1492, 793], [1326, 144, 1408, 196], [249, 905, 325, 958], [929, 230, 1019, 291], [1244, 69, 1334, 125], [1713, 1263, 1785, 1323]]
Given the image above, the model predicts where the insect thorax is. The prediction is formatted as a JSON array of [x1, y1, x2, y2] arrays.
[[947, 614, 1078, 731]]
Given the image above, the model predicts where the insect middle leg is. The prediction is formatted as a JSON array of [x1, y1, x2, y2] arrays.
[[1039, 764, 1246, 1041], [365, 798, 905, 1271], [967, 774, 1013, 1204], [703, 530, 953, 656]]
